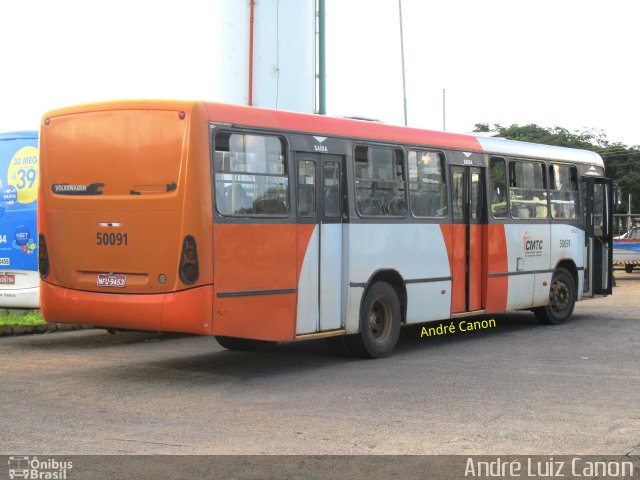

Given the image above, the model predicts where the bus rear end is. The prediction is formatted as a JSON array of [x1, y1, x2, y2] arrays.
[[39, 101, 213, 334]]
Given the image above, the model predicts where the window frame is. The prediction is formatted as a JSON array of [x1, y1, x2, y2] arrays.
[[297, 158, 316, 218], [489, 156, 509, 219], [213, 130, 291, 218], [353, 143, 408, 218], [508, 158, 549, 220], [407, 148, 448, 219], [549, 162, 579, 220]]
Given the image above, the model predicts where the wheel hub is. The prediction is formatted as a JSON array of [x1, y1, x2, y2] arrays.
[[368, 300, 391, 341], [550, 279, 570, 313]]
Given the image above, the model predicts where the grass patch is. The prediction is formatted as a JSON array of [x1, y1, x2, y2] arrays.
[[0, 309, 44, 327]]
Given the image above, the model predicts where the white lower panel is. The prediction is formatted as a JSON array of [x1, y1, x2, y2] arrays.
[[346, 287, 364, 334], [405, 281, 451, 324], [532, 272, 553, 307], [507, 274, 534, 310], [320, 224, 342, 331], [296, 227, 319, 335]]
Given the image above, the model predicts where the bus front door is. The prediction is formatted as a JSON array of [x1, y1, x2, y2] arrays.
[[450, 166, 485, 313], [582, 176, 613, 296], [295, 153, 344, 334]]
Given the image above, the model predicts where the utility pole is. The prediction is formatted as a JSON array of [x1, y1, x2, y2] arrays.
[[442, 88, 446, 131], [398, 0, 408, 126], [318, 0, 326, 115]]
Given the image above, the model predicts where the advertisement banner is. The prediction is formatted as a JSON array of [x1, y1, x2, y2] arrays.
[[0, 131, 39, 272]]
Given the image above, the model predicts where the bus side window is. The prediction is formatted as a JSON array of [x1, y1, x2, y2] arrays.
[[509, 160, 547, 219], [549, 164, 578, 219], [214, 132, 289, 216], [452, 172, 464, 220], [323, 162, 341, 217], [354, 145, 406, 217], [489, 156, 507, 218], [298, 160, 316, 217], [408, 150, 447, 218]]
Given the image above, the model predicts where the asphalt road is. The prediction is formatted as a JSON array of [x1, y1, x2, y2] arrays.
[[1, 273, 639, 456]]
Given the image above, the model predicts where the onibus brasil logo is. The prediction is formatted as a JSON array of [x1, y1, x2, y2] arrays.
[[7, 456, 73, 479]]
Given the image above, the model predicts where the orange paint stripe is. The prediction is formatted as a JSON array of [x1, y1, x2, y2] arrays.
[[485, 224, 508, 313]]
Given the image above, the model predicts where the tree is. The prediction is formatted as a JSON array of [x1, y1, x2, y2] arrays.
[[473, 123, 640, 212]]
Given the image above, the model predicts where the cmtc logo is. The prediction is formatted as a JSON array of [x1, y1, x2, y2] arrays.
[[523, 230, 543, 257]]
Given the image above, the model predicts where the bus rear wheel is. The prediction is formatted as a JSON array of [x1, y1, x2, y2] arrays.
[[534, 268, 576, 325], [346, 281, 401, 358], [625, 264, 634, 273], [215, 336, 276, 351]]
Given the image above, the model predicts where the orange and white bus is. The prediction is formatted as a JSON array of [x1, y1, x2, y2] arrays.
[[38, 100, 613, 357]]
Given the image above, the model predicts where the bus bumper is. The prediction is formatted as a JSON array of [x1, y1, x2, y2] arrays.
[[0, 286, 40, 309], [40, 282, 212, 335]]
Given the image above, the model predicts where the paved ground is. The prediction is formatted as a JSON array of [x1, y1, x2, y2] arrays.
[[1, 273, 638, 455]]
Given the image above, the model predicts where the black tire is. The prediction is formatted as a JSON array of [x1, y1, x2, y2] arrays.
[[625, 264, 634, 273], [534, 268, 576, 325], [345, 281, 401, 358], [215, 335, 276, 351]]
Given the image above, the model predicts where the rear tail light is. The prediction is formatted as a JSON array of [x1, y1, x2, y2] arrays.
[[179, 235, 199, 285], [38, 234, 50, 279]]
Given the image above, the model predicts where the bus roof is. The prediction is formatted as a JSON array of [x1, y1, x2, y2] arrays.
[[475, 136, 604, 168], [205, 102, 604, 168], [41, 100, 604, 168]]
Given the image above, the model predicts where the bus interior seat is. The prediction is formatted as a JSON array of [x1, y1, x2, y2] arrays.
[[536, 205, 548, 217], [411, 193, 432, 217], [388, 197, 407, 216], [358, 197, 382, 216], [255, 198, 287, 214]]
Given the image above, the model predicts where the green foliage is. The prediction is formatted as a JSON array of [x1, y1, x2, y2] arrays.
[[0, 309, 44, 326], [472, 123, 640, 212]]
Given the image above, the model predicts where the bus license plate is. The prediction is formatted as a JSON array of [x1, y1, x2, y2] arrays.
[[97, 274, 126, 288], [0, 274, 15, 285]]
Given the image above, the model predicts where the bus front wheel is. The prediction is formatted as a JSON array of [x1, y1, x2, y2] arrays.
[[534, 268, 576, 325], [346, 281, 401, 358]]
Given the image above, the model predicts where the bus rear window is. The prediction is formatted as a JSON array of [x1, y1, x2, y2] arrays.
[[214, 133, 289, 216]]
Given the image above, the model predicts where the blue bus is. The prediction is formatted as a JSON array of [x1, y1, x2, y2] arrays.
[[0, 131, 39, 308]]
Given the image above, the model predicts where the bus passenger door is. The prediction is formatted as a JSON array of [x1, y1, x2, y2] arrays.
[[450, 166, 485, 313], [295, 153, 344, 334], [582, 176, 613, 296]]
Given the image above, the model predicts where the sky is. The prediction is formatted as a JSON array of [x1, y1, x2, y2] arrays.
[[1, 0, 639, 146]]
